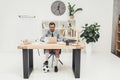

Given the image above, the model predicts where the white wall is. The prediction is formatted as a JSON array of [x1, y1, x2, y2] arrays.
[[0, 0, 113, 53]]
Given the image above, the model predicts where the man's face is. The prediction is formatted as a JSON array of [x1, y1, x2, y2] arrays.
[[49, 24, 55, 32]]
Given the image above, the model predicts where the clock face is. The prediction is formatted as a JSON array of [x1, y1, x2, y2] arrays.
[[51, 1, 66, 16]]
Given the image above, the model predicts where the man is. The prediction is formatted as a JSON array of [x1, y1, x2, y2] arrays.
[[40, 22, 63, 72]]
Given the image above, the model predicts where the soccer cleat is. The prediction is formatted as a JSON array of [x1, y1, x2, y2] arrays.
[[54, 66, 58, 72], [43, 61, 48, 66]]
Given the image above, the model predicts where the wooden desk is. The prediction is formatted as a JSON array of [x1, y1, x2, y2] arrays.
[[17, 42, 84, 79]]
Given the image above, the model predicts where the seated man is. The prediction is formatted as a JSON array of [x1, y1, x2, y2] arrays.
[[40, 22, 63, 72]]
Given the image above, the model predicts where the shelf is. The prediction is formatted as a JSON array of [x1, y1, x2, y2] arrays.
[[42, 27, 76, 30], [116, 49, 120, 52], [119, 21, 120, 24], [117, 40, 120, 42], [115, 19, 120, 56], [117, 32, 120, 41], [116, 42, 120, 49], [118, 27, 120, 32], [65, 37, 77, 39]]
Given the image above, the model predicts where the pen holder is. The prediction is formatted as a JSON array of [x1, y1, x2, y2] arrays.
[[66, 40, 69, 45]]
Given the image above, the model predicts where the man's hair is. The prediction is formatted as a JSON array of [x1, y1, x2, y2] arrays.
[[49, 22, 55, 27]]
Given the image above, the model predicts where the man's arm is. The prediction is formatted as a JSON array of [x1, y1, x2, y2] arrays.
[[57, 31, 63, 42], [40, 31, 48, 42]]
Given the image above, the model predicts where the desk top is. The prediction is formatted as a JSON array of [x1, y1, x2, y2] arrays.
[[17, 42, 85, 49]]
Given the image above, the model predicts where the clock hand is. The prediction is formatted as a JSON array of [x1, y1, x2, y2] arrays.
[[58, 9, 61, 15], [53, 9, 60, 15], [57, 3, 60, 10], [57, 3, 61, 15], [54, 9, 58, 14], [53, 3, 62, 15], [54, 9, 57, 13]]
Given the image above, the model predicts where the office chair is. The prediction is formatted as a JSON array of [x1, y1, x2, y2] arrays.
[[37, 49, 63, 67], [44, 49, 63, 67]]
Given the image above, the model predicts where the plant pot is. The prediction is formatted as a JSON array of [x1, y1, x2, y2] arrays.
[[85, 43, 93, 55], [69, 16, 74, 19]]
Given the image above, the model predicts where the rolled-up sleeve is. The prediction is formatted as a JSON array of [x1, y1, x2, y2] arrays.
[[40, 31, 47, 42], [57, 31, 63, 42], [40, 30, 63, 42]]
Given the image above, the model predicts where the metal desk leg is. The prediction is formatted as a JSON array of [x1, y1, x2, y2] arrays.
[[72, 49, 81, 78], [22, 49, 33, 79], [29, 49, 33, 74]]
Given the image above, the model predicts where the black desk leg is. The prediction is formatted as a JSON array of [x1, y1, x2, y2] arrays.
[[29, 49, 33, 74], [72, 49, 81, 78], [22, 49, 33, 79]]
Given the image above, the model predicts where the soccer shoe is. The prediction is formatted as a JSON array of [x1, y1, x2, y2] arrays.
[[54, 66, 58, 72], [43, 61, 48, 66]]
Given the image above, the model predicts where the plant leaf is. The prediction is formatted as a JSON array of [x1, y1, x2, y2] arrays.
[[80, 23, 100, 43], [85, 24, 88, 26], [72, 4, 75, 9], [73, 8, 82, 14]]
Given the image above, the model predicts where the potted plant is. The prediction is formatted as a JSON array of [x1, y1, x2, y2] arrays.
[[68, 2, 83, 19], [80, 23, 100, 54]]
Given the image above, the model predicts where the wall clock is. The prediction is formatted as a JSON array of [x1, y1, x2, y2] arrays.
[[51, 1, 66, 16]]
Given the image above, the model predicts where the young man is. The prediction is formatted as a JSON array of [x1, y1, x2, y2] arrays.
[[40, 22, 63, 72]]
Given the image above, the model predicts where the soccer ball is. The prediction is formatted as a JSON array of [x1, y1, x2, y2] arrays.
[[42, 65, 50, 73]]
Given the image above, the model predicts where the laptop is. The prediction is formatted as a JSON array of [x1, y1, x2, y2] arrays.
[[45, 37, 57, 44]]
